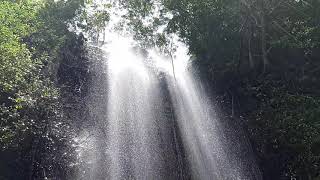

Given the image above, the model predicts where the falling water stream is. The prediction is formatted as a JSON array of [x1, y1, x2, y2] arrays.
[[75, 32, 261, 179], [104, 35, 173, 179]]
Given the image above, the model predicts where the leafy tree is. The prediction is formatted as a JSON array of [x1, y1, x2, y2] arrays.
[[0, 0, 87, 179]]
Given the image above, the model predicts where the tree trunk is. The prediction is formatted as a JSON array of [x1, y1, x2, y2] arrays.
[[170, 53, 177, 81], [248, 34, 254, 69], [260, 0, 269, 73]]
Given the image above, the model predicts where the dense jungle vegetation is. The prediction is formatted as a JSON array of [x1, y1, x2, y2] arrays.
[[0, 0, 319, 179]]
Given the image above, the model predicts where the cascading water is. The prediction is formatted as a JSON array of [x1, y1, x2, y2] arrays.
[[103, 34, 178, 179], [151, 44, 262, 180], [77, 34, 187, 179], [76, 33, 261, 179]]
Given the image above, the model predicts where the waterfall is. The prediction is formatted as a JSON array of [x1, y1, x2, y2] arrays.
[[75, 32, 261, 179], [104, 35, 180, 179]]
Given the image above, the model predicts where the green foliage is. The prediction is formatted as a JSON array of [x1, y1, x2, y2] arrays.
[[264, 0, 320, 48], [165, 0, 240, 57], [0, 1, 42, 147], [0, 1, 38, 92], [77, 1, 111, 42], [0, 0, 86, 179], [116, 0, 171, 48], [243, 79, 320, 179]]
